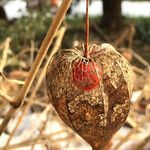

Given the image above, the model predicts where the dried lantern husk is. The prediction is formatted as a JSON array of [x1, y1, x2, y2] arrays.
[[46, 43, 133, 150]]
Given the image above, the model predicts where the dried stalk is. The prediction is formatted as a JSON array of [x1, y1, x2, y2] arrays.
[[84, 0, 89, 58], [0, 37, 11, 72], [114, 116, 145, 150], [132, 66, 147, 76], [0, 107, 16, 135], [8, 47, 38, 65], [0, 90, 47, 107], [134, 135, 150, 150], [0, 90, 13, 103], [3, 26, 66, 149], [31, 106, 51, 150], [29, 41, 35, 66], [114, 127, 138, 150], [32, 99, 48, 107], [0, 0, 72, 136], [0, 41, 5, 50], [131, 49, 150, 69], [1, 72, 25, 85], [92, 22, 110, 42], [113, 24, 135, 48], [0, 130, 68, 150], [126, 117, 138, 128]]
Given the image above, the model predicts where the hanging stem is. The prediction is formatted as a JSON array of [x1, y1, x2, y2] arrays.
[[84, 0, 89, 58]]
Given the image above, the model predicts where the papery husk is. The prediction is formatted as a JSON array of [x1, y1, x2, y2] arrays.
[[46, 43, 133, 150]]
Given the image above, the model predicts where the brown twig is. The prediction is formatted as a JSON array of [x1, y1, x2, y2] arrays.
[[0, 90, 13, 103], [0, 37, 11, 72], [0, 41, 5, 50], [0, 130, 69, 150], [132, 66, 147, 76], [31, 105, 51, 150], [84, 0, 89, 58], [114, 127, 138, 150], [92, 21, 110, 42], [29, 41, 35, 66], [0, 107, 16, 135], [131, 49, 150, 69], [1, 72, 25, 85], [0, 0, 72, 136], [114, 115, 145, 150], [113, 24, 135, 48], [32, 98, 48, 107], [133, 135, 150, 150], [126, 116, 138, 129]]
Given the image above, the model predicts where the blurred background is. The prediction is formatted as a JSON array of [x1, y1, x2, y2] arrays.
[[0, 0, 150, 150]]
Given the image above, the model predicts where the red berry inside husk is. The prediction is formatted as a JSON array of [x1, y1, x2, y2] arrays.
[[72, 59, 103, 91]]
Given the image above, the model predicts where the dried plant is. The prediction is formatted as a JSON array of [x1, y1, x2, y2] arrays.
[[46, 43, 133, 150]]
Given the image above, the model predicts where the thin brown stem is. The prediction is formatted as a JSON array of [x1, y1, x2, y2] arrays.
[[0, 90, 13, 103], [31, 106, 51, 150], [84, 0, 89, 58], [131, 49, 150, 68], [0, 130, 68, 150], [0, 107, 16, 135], [133, 135, 150, 150], [0, 37, 11, 72], [29, 41, 35, 66], [1, 72, 25, 85]]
